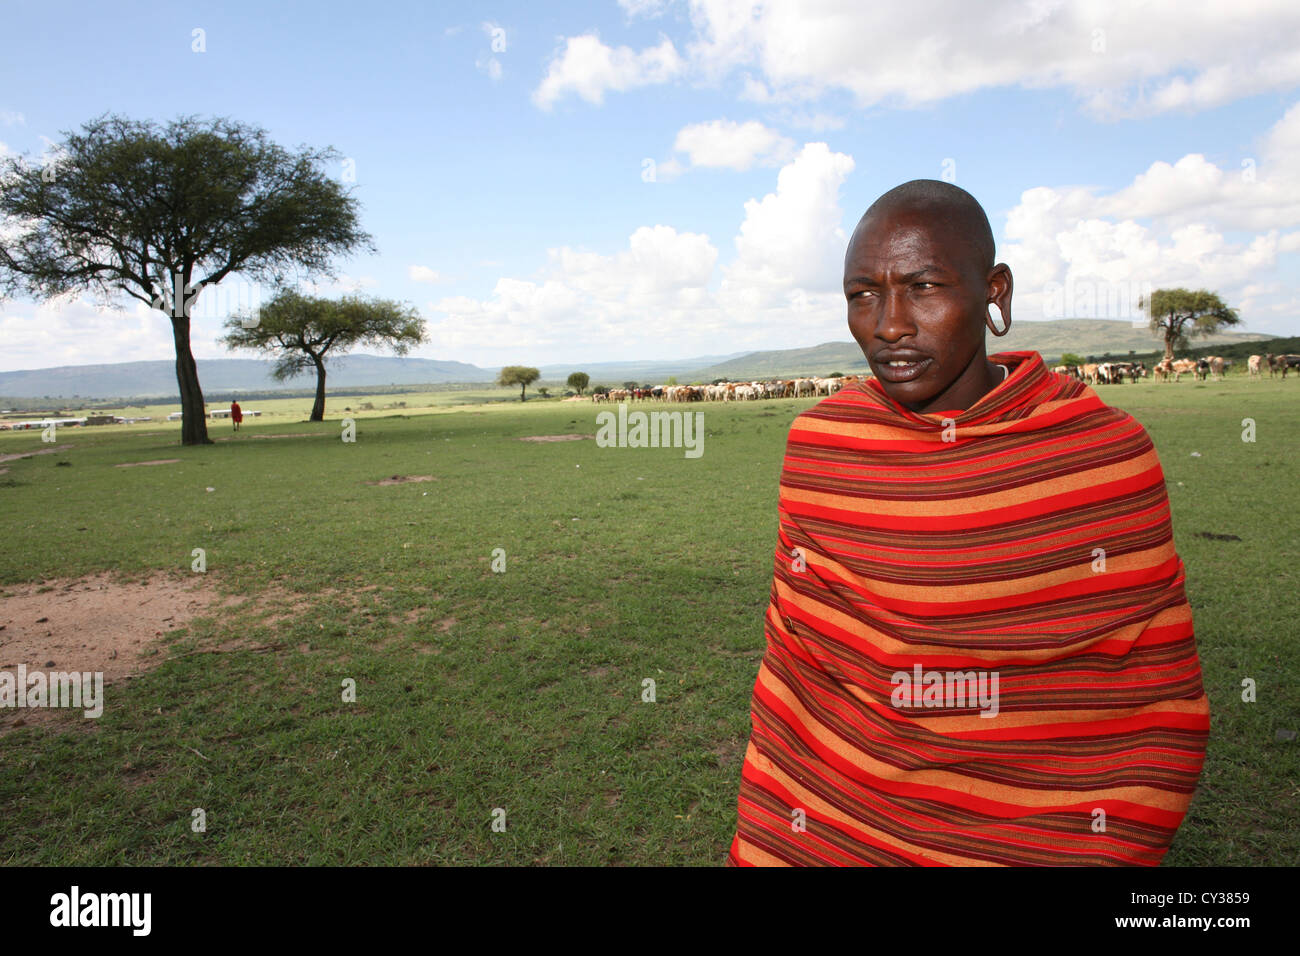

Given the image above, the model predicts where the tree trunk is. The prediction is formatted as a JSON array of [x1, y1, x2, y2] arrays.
[[310, 355, 327, 421], [520, 382, 526, 402], [1164, 311, 1176, 361], [172, 315, 212, 445]]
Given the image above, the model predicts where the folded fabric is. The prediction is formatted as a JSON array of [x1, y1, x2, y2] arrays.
[[728, 351, 1210, 866]]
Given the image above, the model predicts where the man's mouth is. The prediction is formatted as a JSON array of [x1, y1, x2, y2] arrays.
[[874, 356, 932, 383]]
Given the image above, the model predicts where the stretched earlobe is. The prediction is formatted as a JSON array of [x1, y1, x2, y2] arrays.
[[986, 304, 1011, 337]]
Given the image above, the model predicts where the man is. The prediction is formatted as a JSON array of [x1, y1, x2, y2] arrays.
[[230, 399, 243, 432], [727, 180, 1209, 866]]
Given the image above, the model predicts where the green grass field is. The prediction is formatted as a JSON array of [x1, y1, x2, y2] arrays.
[[1, 377, 1296, 865]]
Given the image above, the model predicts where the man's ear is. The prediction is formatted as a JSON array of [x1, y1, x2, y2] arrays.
[[985, 263, 1013, 337]]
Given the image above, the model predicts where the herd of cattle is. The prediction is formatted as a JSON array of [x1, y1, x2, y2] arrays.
[[1053, 361, 1149, 384], [1055, 352, 1300, 384], [588, 353, 1300, 402], [593, 377, 859, 402]]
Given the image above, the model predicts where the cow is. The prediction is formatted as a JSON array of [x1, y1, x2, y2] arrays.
[[1153, 358, 1173, 382], [1248, 355, 1263, 379], [1104, 362, 1136, 383], [1280, 354, 1300, 379], [1082, 363, 1100, 385]]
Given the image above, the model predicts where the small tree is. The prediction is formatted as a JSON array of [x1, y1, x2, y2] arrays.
[[223, 289, 425, 421], [566, 371, 590, 396], [498, 366, 540, 402], [0, 114, 373, 445], [1060, 352, 1085, 366], [537, 387, 550, 399], [1140, 288, 1240, 361]]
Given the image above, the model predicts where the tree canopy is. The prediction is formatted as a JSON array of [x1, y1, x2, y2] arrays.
[[1141, 288, 1240, 360], [0, 113, 374, 444], [566, 371, 590, 395], [497, 365, 540, 402], [222, 288, 424, 421]]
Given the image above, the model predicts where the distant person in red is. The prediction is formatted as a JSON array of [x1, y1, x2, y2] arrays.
[[230, 400, 243, 431]]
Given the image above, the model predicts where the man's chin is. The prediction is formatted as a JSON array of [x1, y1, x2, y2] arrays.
[[878, 379, 937, 411]]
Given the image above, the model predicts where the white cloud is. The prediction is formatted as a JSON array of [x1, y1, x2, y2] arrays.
[[723, 142, 855, 301], [424, 143, 858, 364], [534, 0, 1300, 118], [427, 224, 720, 357], [672, 119, 795, 170], [0, 110, 24, 127], [1001, 104, 1300, 329], [408, 266, 445, 284], [532, 34, 685, 109], [0, 289, 265, 372]]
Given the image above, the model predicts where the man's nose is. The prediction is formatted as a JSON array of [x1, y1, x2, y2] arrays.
[[876, 289, 915, 341]]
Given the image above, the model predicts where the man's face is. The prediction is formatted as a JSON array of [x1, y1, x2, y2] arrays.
[[843, 207, 1007, 413]]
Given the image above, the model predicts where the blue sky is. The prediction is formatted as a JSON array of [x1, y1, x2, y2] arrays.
[[2, 0, 1298, 372]]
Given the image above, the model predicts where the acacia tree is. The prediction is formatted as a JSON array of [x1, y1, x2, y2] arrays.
[[0, 114, 373, 444], [498, 365, 540, 402], [222, 289, 425, 421], [566, 371, 589, 396], [1140, 288, 1240, 361]]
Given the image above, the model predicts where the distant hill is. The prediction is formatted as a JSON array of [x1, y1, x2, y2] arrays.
[[0, 323, 1277, 398], [538, 352, 750, 385], [0, 355, 493, 399], [0, 349, 755, 399], [683, 319, 1276, 381]]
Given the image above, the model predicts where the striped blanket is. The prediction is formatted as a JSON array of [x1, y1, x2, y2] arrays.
[[728, 351, 1210, 866]]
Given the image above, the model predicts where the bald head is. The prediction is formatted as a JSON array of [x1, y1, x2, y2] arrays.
[[842, 179, 1014, 413], [849, 180, 994, 276]]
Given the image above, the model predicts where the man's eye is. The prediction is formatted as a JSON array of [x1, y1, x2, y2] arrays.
[[915, 282, 936, 289]]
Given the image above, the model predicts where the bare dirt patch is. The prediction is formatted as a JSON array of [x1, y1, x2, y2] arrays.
[[366, 474, 437, 485], [0, 444, 76, 465], [0, 572, 247, 734], [517, 434, 594, 442], [115, 459, 181, 468]]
